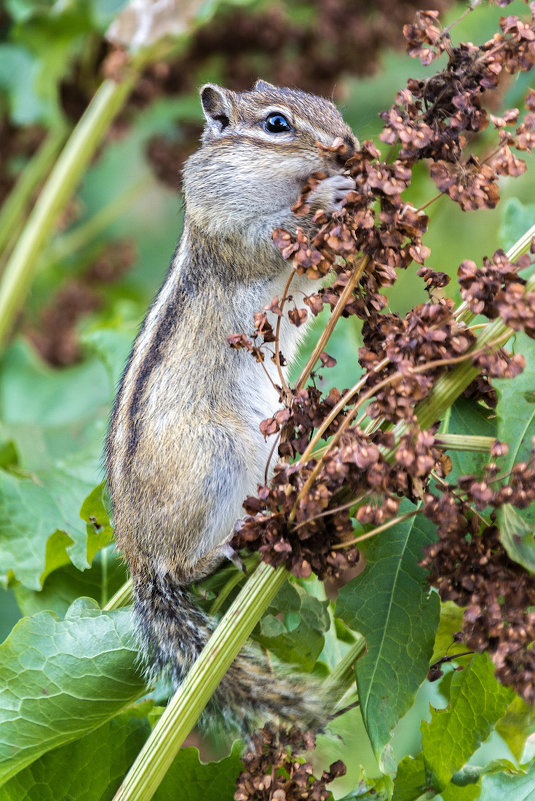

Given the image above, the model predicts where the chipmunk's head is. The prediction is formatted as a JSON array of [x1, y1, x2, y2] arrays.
[[199, 80, 356, 169], [183, 80, 357, 238]]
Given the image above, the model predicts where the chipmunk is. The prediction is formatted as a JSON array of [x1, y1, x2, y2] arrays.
[[106, 80, 357, 730]]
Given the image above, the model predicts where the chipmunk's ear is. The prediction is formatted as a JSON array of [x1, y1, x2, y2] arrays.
[[200, 84, 234, 134], [254, 79, 276, 92]]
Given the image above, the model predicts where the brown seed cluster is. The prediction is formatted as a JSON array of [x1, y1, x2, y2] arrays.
[[421, 443, 535, 702], [384, 8, 535, 210], [459, 246, 535, 340], [231, 4, 535, 699], [235, 723, 345, 801]]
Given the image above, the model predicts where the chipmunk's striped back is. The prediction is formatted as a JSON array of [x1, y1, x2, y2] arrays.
[[106, 80, 356, 729]]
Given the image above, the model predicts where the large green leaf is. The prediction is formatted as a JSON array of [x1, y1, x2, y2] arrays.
[[494, 331, 535, 570], [155, 741, 243, 801], [499, 504, 535, 575], [1, 713, 149, 801], [421, 652, 514, 793], [494, 331, 535, 469], [335, 508, 440, 770], [0, 598, 144, 785], [1, 713, 242, 801], [478, 758, 535, 801], [496, 696, 535, 762], [0, 341, 112, 588], [392, 753, 427, 801]]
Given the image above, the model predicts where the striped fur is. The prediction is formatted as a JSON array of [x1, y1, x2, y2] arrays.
[[106, 82, 357, 729]]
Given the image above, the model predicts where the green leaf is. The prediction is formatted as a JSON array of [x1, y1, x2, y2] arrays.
[[421, 652, 514, 792], [0, 44, 45, 125], [444, 397, 496, 479], [154, 741, 243, 801], [479, 758, 535, 801], [0, 341, 112, 588], [80, 480, 114, 563], [494, 331, 535, 570], [335, 508, 440, 770], [14, 545, 127, 617], [255, 581, 330, 671], [0, 713, 149, 801], [494, 331, 535, 468], [430, 601, 466, 665], [339, 771, 391, 801], [256, 615, 325, 672], [496, 696, 535, 762], [392, 753, 427, 801], [441, 782, 480, 801], [6, 4, 95, 125], [81, 325, 137, 391], [0, 598, 145, 785], [499, 504, 535, 576]]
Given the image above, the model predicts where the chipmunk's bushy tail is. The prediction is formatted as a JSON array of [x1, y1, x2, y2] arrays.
[[133, 571, 332, 732]]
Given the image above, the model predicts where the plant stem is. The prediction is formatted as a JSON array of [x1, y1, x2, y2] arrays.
[[434, 433, 494, 452], [48, 175, 151, 263], [295, 255, 369, 390], [113, 562, 287, 801], [325, 633, 367, 692], [0, 74, 138, 352], [104, 578, 133, 611], [389, 263, 535, 451], [0, 124, 68, 266], [332, 509, 420, 549]]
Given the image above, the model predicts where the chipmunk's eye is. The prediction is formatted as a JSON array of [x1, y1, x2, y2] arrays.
[[263, 113, 292, 134]]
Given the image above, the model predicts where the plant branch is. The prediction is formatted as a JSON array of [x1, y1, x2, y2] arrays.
[[0, 124, 68, 267], [104, 578, 133, 611], [295, 255, 369, 391], [274, 266, 297, 400], [332, 508, 420, 549], [434, 433, 494, 452], [0, 74, 141, 352], [112, 562, 287, 801]]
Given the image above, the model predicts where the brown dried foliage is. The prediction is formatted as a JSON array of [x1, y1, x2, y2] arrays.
[[231, 4, 535, 702], [235, 723, 345, 801], [421, 443, 535, 703]]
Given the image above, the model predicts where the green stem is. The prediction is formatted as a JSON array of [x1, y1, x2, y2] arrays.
[[104, 578, 133, 611], [390, 230, 535, 451], [209, 554, 260, 615], [48, 175, 151, 263], [0, 74, 138, 352], [434, 433, 494, 452], [0, 124, 68, 264], [325, 634, 366, 693], [113, 563, 287, 801]]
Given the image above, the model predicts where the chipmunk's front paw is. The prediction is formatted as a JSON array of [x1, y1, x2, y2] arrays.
[[308, 174, 356, 213], [220, 541, 246, 572]]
